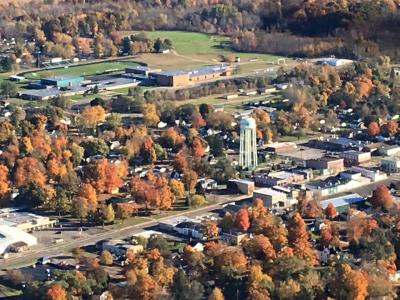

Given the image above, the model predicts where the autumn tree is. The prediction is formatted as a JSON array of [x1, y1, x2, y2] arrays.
[[0, 164, 9, 196], [367, 121, 380, 136], [46, 284, 67, 300], [143, 103, 160, 127], [287, 213, 318, 266], [235, 208, 250, 232], [247, 264, 273, 300], [116, 202, 136, 222], [99, 250, 113, 265], [169, 179, 185, 198], [220, 212, 235, 232], [331, 264, 368, 300], [325, 203, 337, 219], [214, 246, 248, 275], [251, 198, 267, 220], [102, 204, 115, 225], [191, 137, 205, 161], [369, 184, 394, 209], [14, 157, 46, 188], [79, 105, 106, 130], [79, 183, 97, 213], [183, 170, 197, 193], [191, 194, 206, 207], [209, 287, 225, 300], [244, 234, 276, 261], [174, 150, 189, 173], [202, 220, 219, 239], [383, 120, 398, 137]]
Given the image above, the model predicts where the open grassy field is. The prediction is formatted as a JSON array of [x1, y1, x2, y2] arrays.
[[23, 60, 138, 80], [122, 31, 286, 71], [132, 31, 282, 62]]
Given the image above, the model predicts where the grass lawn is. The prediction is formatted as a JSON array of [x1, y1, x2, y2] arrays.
[[0, 283, 22, 297], [123, 31, 285, 64], [136, 31, 283, 61], [23, 61, 138, 80]]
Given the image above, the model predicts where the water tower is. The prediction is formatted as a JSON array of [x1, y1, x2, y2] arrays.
[[239, 117, 258, 169]]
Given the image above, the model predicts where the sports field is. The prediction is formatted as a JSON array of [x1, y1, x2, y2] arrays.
[[23, 60, 138, 80], [130, 31, 282, 62]]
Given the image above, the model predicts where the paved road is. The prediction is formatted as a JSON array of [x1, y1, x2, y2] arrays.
[[1, 194, 248, 269]]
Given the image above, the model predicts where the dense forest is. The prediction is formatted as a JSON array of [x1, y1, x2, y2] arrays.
[[0, 0, 399, 60]]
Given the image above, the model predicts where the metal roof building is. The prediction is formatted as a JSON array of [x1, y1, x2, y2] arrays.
[[0, 225, 37, 255], [320, 193, 365, 212]]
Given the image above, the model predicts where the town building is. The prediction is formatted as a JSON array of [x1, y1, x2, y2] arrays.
[[220, 230, 248, 246], [378, 145, 400, 156], [0, 209, 56, 232], [254, 171, 305, 187], [253, 188, 288, 208], [351, 166, 387, 182], [339, 151, 371, 166], [227, 179, 255, 195], [0, 225, 37, 255], [265, 142, 297, 154], [307, 137, 365, 152], [125, 65, 162, 79], [320, 193, 365, 213], [40, 76, 84, 88], [305, 157, 344, 175], [101, 239, 144, 256], [306, 173, 370, 197], [149, 64, 232, 87], [380, 157, 400, 173]]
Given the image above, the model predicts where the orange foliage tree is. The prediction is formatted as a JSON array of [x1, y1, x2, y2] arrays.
[[369, 184, 394, 209], [235, 208, 250, 232], [287, 212, 318, 266], [80, 105, 106, 129], [79, 183, 97, 212], [384, 120, 398, 137], [46, 284, 67, 300], [202, 220, 219, 239], [14, 157, 47, 188], [367, 122, 380, 137], [325, 202, 337, 219], [84, 159, 128, 193], [243, 234, 276, 261], [332, 264, 369, 300], [0, 164, 9, 196], [174, 149, 189, 173], [130, 175, 174, 210], [214, 246, 247, 274], [209, 287, 225, 300], [191, 137, 205, 161]]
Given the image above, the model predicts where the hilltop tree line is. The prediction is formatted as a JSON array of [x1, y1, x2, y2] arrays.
[[0, 0, 399, 64]]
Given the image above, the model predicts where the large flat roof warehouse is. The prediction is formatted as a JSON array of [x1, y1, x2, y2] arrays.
[[188, 64, 228, 77], [0, 225, 37, 255], [320, 193, 365, 209], [254, 187, 287, 196]]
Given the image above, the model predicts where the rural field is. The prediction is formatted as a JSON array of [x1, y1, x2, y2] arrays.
[[123, 31, 286, 71]]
